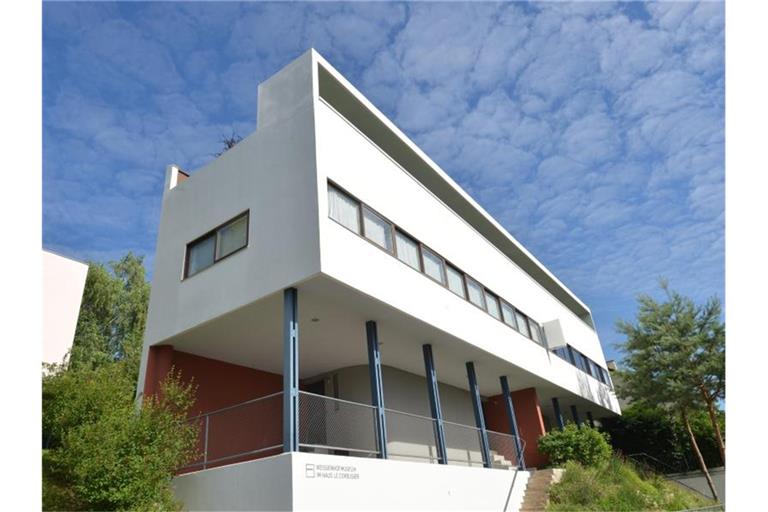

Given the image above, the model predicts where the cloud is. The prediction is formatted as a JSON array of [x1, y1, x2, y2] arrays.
[[43, 1, 724, 362]]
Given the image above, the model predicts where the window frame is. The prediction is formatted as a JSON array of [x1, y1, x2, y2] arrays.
[[328, 182, 364, 235], [419, 243, 447, 286], [464, 275, 487, 311], [394, 227, 423, 272], [361, 204, 395, 254], [324, 180, 556, 351], [500, 300, 518, 329], [445, 263, 467, 299], [184, 210, 250, 279], [484, 289, 502, 320]]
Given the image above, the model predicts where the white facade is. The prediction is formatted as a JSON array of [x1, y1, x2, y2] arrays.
[[174, 452, 530, 511], [140, 49, 620, 509], [43, 250, 88, 366]]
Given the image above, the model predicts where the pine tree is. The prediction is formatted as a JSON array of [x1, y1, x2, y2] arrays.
[[616, 280, 723, 501]]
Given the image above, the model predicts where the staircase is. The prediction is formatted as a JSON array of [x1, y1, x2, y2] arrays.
[[519, 468, 564, 511], [490, 450, 515, 469]]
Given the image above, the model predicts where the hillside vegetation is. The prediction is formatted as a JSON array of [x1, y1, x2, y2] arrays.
[[547, 456, 714, 511]]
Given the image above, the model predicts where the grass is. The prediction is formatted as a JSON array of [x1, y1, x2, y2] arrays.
[[546, 455, 715, 511]]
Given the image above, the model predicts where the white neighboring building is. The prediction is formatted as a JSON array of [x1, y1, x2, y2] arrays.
[[138, 50, 620, 511], [43, 250, 88, 366]]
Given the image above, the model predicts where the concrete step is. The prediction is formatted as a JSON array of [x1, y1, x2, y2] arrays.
[[519, 468, 564, 511]]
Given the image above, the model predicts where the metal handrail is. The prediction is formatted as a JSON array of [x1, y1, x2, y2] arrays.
[[187, 391, 283, 421], [299, 390, 377, 409], [628, 452, 690, 474], [182, 392, 528, 473], [384, 408, 437, 422]]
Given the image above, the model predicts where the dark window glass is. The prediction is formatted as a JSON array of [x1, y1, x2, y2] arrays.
[[185, 212, 249, 278], [187, 234, 215, 276], [216, 215, 248, 259]]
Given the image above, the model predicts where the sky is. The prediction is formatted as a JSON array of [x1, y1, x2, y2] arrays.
[[43, 1, 724, 363]]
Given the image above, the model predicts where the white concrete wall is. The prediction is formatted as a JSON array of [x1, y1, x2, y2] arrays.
[[174, 451, 531, 511], [314, 96, 618, 413], [137, 51, 321, 395], [173, 453, 293, 511], [42, 250, 88, 366]]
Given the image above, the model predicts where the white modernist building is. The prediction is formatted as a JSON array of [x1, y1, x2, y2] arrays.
[[137, 50, 620, 511], [43, 250, 88, 367]]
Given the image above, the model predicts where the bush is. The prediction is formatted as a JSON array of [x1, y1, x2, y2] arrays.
[[43, 363, 199, 511], [538, 423, 612, 467], [600, 404, 724, 470], [547, 455, 713, 511]]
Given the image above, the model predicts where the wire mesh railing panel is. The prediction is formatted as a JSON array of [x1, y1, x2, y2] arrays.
[[486, 430, 523, 469], [180, 392, 283, 472], [384, 409, 439, 464], [298, 391, 379, 457], [443, 421, 485, 467]]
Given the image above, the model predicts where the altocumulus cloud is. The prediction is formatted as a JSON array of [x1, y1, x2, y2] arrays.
[[43, 1, 723, 359]]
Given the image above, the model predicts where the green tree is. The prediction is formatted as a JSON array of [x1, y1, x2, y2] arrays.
[[616, 281, 723, 501], [68, 253, 150, 373], [43, 364, 198, 510]]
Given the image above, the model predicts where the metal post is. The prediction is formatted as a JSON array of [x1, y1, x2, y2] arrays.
[[571, 405, 581, 425], [203, 414, 210, 469], [552, 397, 565, 429], [283, 287, 299, 452], [500, 376, 526, 469], [366, 321, 388, 458], [423, 344, 448, 464], [466, 362, 491, 468], [587, 411, 595, 428]]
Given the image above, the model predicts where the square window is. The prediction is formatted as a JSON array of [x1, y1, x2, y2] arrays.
[[466, 277, 486, 309], [501, 301, 517, 328], [446, 265, 466, 298], [362, 207, 393, 252], [187, 234, 215, 277], [529, 321, 542, 345], [484, 290, 501, 320], [328, 184, 361, 234], [515, 310, 531, 338], [216, 215, 248, 259], [421, 246, 445, 285], [395, 231, 421, 270]]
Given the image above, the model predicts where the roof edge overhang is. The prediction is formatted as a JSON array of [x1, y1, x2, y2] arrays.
[[311, 50, 593, 327]]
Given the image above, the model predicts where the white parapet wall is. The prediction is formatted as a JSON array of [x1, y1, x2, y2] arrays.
[[174, 452, 531, 511]]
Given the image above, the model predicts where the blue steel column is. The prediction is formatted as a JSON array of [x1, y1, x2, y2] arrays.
[[570, 405, 581, 425], [466, 362, 491, 468], [586, 411, 595, 428], [283, 288, 299, 452], [500, 376, 526, 469], [551, 397, 565, 429], [366, 321, 388, 458], [423, 344, 448, 464]]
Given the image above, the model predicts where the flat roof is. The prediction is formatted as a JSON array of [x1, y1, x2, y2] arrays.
[[314, 54, 593, 326]]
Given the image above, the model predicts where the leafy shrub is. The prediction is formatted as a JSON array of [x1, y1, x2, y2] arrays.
[[547, 455, 713, 511], [43, 363, 198, 511], [538, 423, 612, 467]]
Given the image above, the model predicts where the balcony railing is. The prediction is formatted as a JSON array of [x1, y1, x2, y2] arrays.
[[179, 390, 524, 473]]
